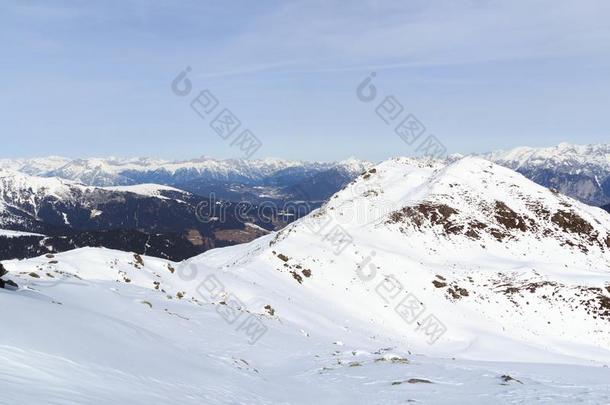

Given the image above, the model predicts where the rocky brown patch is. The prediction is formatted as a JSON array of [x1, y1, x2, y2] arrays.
[[489, 228, 508, 241], [214, 227, 267, 244], [264, 304, 275, 316], [133, 253, 144, 267], [500, 374, 523, 385], [494, 201, 529, 232], [362, 168, 377, 180], [551, 210, 595, 239], [290, 271, 303, 284], [527, 201, 551, 219], [447, 286, 469, 299], [186, 229, 206, 246], [393, 378, 433, 385], [375, 356, 410, 364], [464, 220, 488, 239], [388, 203, 460, 235]]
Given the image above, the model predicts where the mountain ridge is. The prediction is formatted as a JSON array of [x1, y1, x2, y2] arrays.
[[0, 170, 301, 261], [2, 142, 608, 205], [0, 156, 371, 186]]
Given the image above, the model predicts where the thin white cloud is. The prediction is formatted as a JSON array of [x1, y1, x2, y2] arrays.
[[205, 0, 610, 74]]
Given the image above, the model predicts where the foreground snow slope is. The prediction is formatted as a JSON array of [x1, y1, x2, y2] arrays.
[[2, 157, 610, 403], [2, 247, 610, 404]]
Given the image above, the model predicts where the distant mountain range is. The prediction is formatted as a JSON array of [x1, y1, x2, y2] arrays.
[[480, 143, 610, 206], [0, 156, 372, 203], [1, 143, 608, 207], [1, 143, 608, 261]]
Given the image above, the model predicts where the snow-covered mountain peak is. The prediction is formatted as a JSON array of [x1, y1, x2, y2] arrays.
[[483, 142, 610, 170], [308, 156, 610, 262], [155, 157, 609, 365], [335, 156, 373, 173], [0, 169, 89, 198], [480, 142, 610, 206]]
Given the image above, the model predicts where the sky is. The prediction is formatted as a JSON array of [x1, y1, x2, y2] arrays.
[[1, 0, 609, 162]]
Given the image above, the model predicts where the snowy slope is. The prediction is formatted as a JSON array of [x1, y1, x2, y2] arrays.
[[2, 244, 610, 404], [2, 157, 610, 403]]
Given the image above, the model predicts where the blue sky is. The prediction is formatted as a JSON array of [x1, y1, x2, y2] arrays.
[[1, 0, 609, 162]]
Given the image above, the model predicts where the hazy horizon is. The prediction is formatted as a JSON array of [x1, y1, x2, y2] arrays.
[[0, 140, 607, 164]]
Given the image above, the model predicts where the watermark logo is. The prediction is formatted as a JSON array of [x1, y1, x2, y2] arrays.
[[395, 293, 426, 325], [186, 265, 268, 345], [210, 108, 241, 140], [322, 224, 354, 255], [356, 72, 378, 102], [191, 90, 219, 118], [171, 66, 193, 97], [193, 194, 312, 226], [194, 193, 226, 224], [355, 251, 447, 345], [416, 314, 447, 345]]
